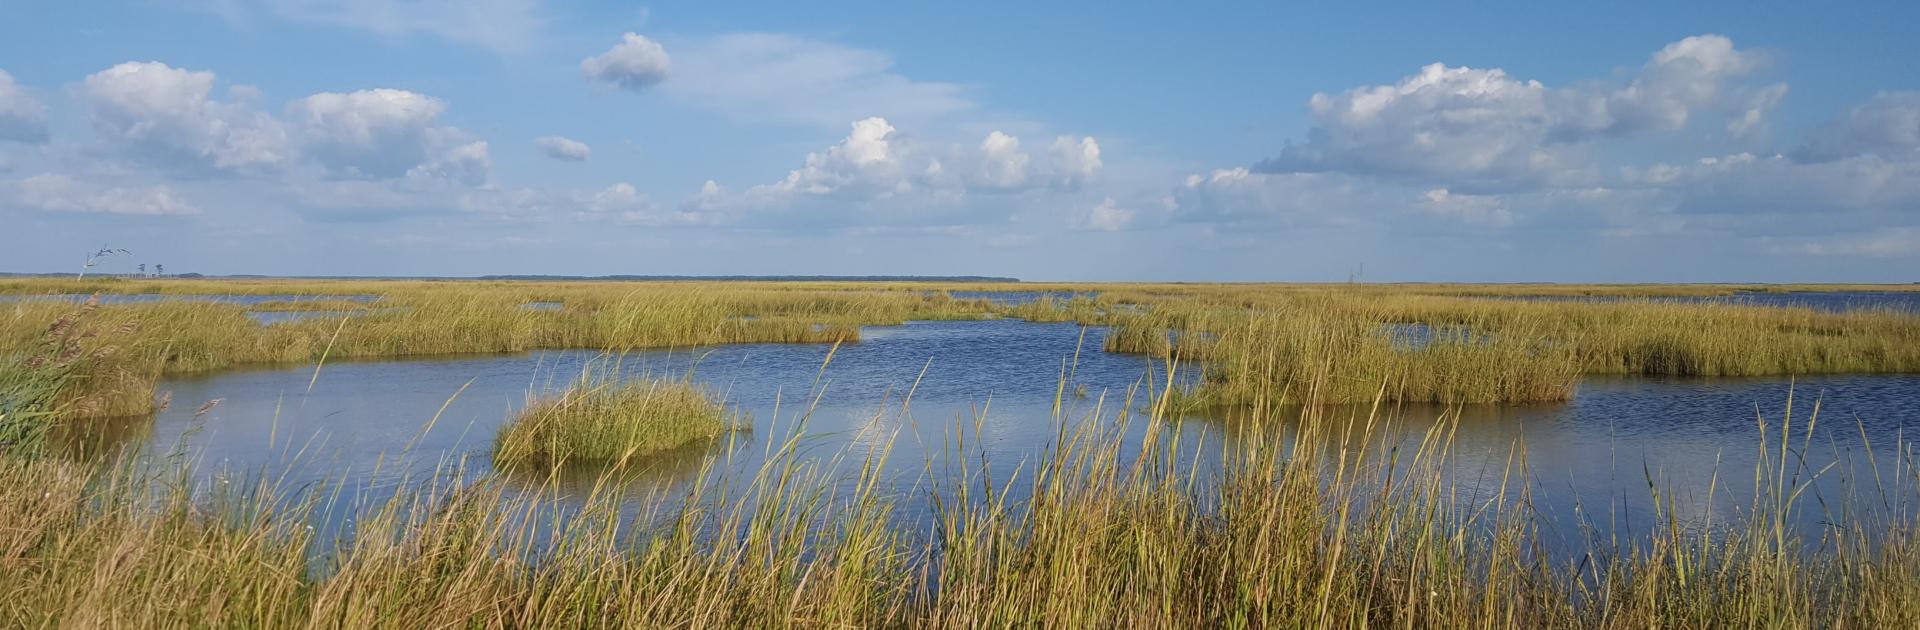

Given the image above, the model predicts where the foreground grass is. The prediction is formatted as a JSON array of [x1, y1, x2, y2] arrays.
[[494, 368, 740, 468], [2, 378, 1917, 627]]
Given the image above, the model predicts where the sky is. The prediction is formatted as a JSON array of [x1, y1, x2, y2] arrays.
[[1, 1, 1917, 282]]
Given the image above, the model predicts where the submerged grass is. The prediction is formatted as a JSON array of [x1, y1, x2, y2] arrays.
[[494, 367, 740, 468]]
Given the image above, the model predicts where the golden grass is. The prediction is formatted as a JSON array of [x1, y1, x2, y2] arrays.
[[4, 278, 1917, 419], [1098, 287, 1920, 405], [245, 299, 375, 312], [1, 375, 1916, 627]]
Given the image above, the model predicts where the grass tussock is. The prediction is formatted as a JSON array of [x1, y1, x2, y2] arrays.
[[494, 370, 740, 468]]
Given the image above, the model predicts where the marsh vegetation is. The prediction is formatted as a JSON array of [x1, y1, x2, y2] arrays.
[[3, 277, 1920, 627]]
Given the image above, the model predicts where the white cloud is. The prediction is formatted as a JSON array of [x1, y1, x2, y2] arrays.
[[1173, 167, 1386, 227], [972, 131, 1031, 189], [665, 33, 973, 127], [1260, 35, 1778, 186], [1420, 188, 1514, 226], [534, 135, 591, 161], [1557, 34, 1773, 137], [1794, 92, 1920, 163], [0, 69, 49, 143], [582, 33, 671, 90], [405, 140, 490, 187], [1078, 197, 1134, 231], [12, 173, 201, 216], [81, 61, 293, 172], [588, 182, 642, 211], [757, 116, 911, 199], [701, 118, 1103, 218], [1049, 136, 1102, 186], [287, 88, 486, 183]]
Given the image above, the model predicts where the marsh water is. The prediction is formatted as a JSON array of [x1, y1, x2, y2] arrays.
[[57, 314, 1920, 559]]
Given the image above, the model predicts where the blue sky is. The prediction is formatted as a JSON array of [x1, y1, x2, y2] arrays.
[[2, 1, 1917, 281]]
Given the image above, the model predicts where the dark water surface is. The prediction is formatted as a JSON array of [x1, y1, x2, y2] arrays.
[[79, 319, 1920, 556]]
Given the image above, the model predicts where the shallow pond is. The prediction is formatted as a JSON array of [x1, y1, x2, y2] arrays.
[[73, 319, 1920, 557]]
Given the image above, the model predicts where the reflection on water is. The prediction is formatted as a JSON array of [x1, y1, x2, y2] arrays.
[[74, 319, 1920, 558]]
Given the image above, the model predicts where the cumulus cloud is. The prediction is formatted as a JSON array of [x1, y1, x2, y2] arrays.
[[81, 61, 293, 172], [1420, 188, 1514, 226], [1049, 136, 1102, 186], [1793, 92, 1920, 163], [1174, 167, 1393, 227], [404, 140, 491, 187], [588, 182, 643, 211], [741, 117, 926, 206], [1555, 35, 1774, 137], [1078, 197, 1134, 231], [698, 117, 1104, 221], [535, 135, 591, 161], [0, 69, 49, 143], [583, 33, 671, 89], [666, 33, 972, 127], [12, 173, 201, 215], [972, 131, 1031, 190], [287, 88, 487, 184], [1259, 35, 1779, 186]]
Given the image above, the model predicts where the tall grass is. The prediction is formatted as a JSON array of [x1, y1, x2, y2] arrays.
[[2, 371, 1916, 626], [1102, 288, 1919, 405]]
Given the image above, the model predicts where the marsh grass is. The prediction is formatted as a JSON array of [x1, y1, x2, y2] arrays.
[[1101, 288, 1918, 405], [245, 299, 375, 312], [2, 367, 1917, 627], [4, 278, 1918, 419], [494, 367, 742, 468]]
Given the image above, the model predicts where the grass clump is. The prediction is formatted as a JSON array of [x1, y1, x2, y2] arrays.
[[494, 371, 740, 468]]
